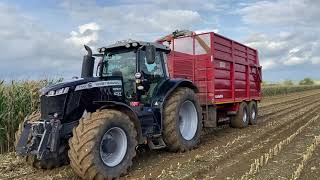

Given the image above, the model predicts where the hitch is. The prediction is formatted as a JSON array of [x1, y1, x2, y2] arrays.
[[16, 119, 62, 160]]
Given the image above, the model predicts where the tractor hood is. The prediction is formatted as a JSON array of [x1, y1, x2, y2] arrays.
[[39, 76, 124, 122], [40, 77, 124, 97], [39, 77, 97, 96]]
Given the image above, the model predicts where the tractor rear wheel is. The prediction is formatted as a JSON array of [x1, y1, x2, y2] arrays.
[[248, 101, 258, 125], [230, 102, 249, 128], [68, 109, 137, 179], [163, 87, 202, 152], [15, 112, 69, 169]]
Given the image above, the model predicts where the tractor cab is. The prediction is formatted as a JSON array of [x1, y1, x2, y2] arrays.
[[91, 41, 171, 105]]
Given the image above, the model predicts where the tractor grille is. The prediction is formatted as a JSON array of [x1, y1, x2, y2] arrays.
[[40, 95, 67, 120]]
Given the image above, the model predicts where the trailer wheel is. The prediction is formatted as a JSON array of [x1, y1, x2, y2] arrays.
[[230, 102, 249, 128], [68, 109, 137, 179], [248, 101, 258, 125], [14, 112, 69, 169], [163, 87, 202, 152]]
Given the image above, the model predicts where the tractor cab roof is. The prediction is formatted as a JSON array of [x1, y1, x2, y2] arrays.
[[100, 40, 171, 53]]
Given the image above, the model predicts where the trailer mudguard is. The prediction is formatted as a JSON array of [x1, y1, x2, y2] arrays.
[[98, 101, 144, 144]]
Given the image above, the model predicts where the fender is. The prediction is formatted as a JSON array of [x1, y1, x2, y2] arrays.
[[153, 78, 199, 105], [152, 78, 199, 130], [98, 101, 144, 144]]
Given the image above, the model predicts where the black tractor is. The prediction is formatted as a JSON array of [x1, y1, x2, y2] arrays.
[[15, 41, 202, 179]]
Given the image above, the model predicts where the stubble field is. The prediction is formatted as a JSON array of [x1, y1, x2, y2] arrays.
[[1, 89, 320, 179]]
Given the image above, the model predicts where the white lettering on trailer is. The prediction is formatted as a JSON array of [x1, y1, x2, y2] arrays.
[[75, 80, 122, 91], [215, 94, 224, 99], [220, 62, 226, 68]]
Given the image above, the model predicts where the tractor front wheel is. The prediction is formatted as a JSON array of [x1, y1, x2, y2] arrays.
[[68, 109, 137, 179]]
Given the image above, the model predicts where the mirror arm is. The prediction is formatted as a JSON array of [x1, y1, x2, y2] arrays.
[[99, 53, 107, 77]]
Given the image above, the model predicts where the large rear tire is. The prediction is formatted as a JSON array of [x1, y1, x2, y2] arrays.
[[163, 87, 202, 152], [230, 102, 249, 128], [15, 112, 68, 169], [68, 109, 137, 179]]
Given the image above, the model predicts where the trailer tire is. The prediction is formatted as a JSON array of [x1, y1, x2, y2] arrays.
[[230, 102, 249, 128], [163, 87, 202, 152], [15, 112, 69, 169], [248, 101, 258, 125], [68, 109, 137, 179]]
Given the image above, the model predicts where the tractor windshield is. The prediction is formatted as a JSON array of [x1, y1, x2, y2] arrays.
[[102, 50, 136, 77], [101, 49, 136, 99]]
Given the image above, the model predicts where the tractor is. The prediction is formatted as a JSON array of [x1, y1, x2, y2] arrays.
[[15, 39, 202, 179]]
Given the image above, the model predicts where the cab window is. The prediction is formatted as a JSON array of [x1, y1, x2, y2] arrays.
[[139, 51, 164, 77]]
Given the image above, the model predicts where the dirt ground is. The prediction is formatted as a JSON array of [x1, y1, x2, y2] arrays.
[[1, 89, 320, 180]]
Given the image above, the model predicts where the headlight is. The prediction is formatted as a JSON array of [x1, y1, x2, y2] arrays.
[[39, 87, 47, 97], [47, 87, 69, 97], [125, 43, 131, 48], [48, 90, 55, 96], [135, 72, 142, 79]]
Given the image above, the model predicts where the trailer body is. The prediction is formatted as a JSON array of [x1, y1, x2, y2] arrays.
[[163, 32, 261, 109]]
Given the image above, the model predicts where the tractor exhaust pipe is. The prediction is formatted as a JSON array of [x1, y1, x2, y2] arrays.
[[81, 45, 95, 78]]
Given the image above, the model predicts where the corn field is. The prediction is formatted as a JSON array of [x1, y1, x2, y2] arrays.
[[0, 81, 320, 154], [0, 80, 59, 153], [262, 85, 320, 96]]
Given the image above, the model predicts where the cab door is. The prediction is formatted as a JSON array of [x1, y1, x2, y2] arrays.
[[138, 50, 167, 105]]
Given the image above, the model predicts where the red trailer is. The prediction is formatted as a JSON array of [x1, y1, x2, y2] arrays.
[[159, 31, 262, 127]]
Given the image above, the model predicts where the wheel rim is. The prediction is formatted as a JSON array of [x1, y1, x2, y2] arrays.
[[82, 110, 88, 118], [178, 100, 198, 141], [243, 109, 247, 122], [100, 127, 127, 167], [251, 108, 256, 120]]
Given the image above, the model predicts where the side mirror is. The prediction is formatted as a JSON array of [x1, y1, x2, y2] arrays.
[[145, 44, 156, 64]]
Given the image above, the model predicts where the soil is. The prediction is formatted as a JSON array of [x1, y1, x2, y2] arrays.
[[1, 89, 320, 180]]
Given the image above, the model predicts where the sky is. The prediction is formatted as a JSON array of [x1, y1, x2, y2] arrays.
[[0, 0, 319, 82]]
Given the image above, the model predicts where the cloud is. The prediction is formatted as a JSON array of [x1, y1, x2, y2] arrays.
[[59, 0, 217, 42], [6, 0, 320, 82], [1, 1, 221, 80], [245, 32, 320, 69], [66, 22, 101, 47], [151, 0, 224, 11], [0, 2, 101, 79], [239, 0, 320, 73], [260, 59, 277, 70], [238, 0, 320, 28], [311, 57, 320, 64], [195, 29, 219, 34]]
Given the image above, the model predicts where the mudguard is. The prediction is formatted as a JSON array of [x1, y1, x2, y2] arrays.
[[152, 78, 199, 130], [98, 101, 144, 144], [153, 78, 198, 106]]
